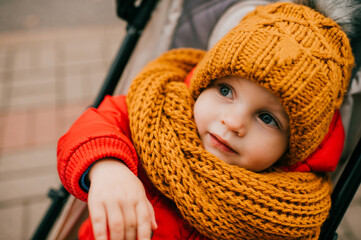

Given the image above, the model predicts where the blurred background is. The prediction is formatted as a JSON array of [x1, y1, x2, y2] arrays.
[[0, 0, 126, 239], [0, 0, 360, 239]]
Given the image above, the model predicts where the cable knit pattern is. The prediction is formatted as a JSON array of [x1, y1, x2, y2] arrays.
[[127, 48, 333, 239], [190, 2, 354, 164]]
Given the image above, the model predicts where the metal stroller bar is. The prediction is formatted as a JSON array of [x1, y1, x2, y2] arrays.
[[31, 186, 70, 240], [31, 1, 158, 239], [93, 0, 159, 107], [319, 136, 361, 240]]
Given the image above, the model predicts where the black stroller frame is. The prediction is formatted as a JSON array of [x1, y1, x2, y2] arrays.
[[31, 0, 159, 239], [32, 1, 361, 239]]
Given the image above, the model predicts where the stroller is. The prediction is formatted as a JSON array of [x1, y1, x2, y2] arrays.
[[32, 0, 361, 239]]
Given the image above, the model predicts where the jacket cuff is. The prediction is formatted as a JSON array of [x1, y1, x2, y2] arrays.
[[63, 137, 138, 202]]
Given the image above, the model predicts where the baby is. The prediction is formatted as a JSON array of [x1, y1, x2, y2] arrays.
[[57, 2, 354, 240]]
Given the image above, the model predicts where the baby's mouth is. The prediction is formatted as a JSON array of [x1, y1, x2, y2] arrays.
[[209, 133, 238, 154]]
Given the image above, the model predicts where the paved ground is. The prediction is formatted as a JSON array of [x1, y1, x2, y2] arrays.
[[0, 24, 128, 239], [0, 1, 126, 238], [0, 0, 120, 32], [0, 1, 360, 239]]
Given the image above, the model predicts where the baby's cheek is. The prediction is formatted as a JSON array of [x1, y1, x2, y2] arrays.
[[193, 105, 207, 135], [247, 143, 282, 171]]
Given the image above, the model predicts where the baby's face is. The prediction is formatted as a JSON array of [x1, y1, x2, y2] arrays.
[[193, 76, 289, 172]]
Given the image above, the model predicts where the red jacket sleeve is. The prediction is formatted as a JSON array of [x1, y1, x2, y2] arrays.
[[57, 95, 139, 202]]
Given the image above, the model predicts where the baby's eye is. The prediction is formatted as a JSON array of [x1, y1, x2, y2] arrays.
[[219, 84, 232, 97], [259, 113, 278, 127]]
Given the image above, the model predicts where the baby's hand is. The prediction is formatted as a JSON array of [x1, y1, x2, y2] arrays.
[[88, 159, 157, 240]]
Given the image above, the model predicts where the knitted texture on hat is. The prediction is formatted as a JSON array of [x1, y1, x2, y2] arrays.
[[190, 2, 354, 165], [127, 48, 332, 239]]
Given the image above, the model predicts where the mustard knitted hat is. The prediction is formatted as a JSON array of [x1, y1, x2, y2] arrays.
[[190, 2, 354, 165]]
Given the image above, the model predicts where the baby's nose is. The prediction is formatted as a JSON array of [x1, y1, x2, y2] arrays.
[[221, 114, 247, 137]]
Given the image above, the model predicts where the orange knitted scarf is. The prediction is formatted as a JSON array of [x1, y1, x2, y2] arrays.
[[126, 49, 332, 240]]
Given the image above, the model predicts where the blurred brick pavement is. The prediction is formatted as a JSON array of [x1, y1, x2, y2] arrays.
[[0, 24, 126, 239]]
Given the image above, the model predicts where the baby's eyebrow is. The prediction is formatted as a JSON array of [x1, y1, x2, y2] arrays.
[[274, 108, 289, 127], [279, 109, 289, 119], [267, 103, 288, 119]]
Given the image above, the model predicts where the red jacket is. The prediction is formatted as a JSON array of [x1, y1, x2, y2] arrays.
[[58, 91, 344, 240], [58, 95, 209, 240]]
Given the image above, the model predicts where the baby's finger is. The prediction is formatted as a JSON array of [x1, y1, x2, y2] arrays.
[[106, 201, 125, 240], [88, 200, 108, 240], [136, 200, 152, 240], [146, 200, 157, 230], [122, 203, 137, 240]]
